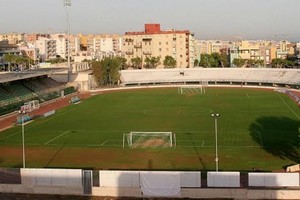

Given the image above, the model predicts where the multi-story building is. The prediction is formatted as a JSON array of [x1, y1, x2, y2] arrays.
[[259, 45, 277, 66], [69, 35, 80, 56], [0, 40, 21, 70], [276, 40, 295, 59], [0, 33, 25, 44], [238, 40, 260, 60], [296, 42, 300, 65], [25, 33, 50, 43], [51, 34, 68, 59], [35, 38, 56, 60], [123, 24, 195, 68]]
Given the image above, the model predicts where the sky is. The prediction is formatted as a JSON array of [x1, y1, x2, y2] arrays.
[[0, 0, 300, 41]]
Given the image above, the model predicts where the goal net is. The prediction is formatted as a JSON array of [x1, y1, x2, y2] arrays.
[[123, 132, 176, 148], [179, 84, 207, 95], [20, 100, 40, 112]]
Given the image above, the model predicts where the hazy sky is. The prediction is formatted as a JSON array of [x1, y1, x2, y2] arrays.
[[1, 0, 300, 41]]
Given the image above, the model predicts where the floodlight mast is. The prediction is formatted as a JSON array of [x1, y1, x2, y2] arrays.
[[211, 113, 220, 172], [18, 110, 26, 168], [64, 0, 71, 82]]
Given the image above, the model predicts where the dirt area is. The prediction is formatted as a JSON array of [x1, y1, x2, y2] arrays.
[[0, 92, 92, 131]]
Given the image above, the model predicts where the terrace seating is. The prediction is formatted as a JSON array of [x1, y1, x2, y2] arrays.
[[120, 68, 300, 87]]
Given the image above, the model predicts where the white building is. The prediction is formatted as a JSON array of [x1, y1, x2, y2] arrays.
[[35, 38, 56, 60]]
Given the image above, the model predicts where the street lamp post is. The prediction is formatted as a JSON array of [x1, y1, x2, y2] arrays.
[[64, 0, 71, 82], [19, 110, 26, 168], [211, 113, 220, 171]]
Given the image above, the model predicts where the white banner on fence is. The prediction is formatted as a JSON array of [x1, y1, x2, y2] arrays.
[[249, 173, 300, 187], [140, 171, 181, 197], [207, 172, 240, 187], [21, 168, 82, 186], [99, 170, 139, 187], [180, 171, 201, 188]]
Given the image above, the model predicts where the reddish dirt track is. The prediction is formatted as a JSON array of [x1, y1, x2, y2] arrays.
[[0, 92, 92, 131]]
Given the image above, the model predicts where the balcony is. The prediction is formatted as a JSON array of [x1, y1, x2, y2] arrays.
[[143, 51, 152, 55], [142, 35, 152, 40], [125, 50, 134, 55], [125, 38, 134, 42], [134, 43, 142, 48]]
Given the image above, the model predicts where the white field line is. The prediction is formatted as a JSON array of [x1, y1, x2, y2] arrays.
[[247, 93, 250, 99], [44, 130, 70, 145], [202, 140, 205, 147], [278, 94, 300, 120], [100, 140, 109, 146]]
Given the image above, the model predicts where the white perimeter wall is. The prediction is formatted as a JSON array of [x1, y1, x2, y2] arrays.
[[21, 168, 82, 187], [207, 172, 240, 187], [249, 173, 300, 187], [99, 170, 201, 188]]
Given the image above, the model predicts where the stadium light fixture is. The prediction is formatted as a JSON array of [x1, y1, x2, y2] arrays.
[[18, 110, 26, 168], [64, 0, 71, 81], [211, 113, 220, 172]]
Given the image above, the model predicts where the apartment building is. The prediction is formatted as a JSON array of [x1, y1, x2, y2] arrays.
[[296, 42, 300, 65], [25, 33, 50, 43], [123, 24, 195, 68], [259, 45, 277, 66], [69, 35, 80, 56], [35, 38, 56, 60], [0, 41, 21, 70], [277, 40, 295, 59], [0, 33, 25, 44], [51, 34, 68, 59]]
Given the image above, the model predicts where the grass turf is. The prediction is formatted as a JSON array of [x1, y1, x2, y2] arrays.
[[0, 87, 299, 171]]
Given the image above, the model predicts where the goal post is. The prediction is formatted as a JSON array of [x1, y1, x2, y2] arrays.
[[123, 132, 175, 148], [178, 82, 208, 95], [178, 85, 203, 95], [20, 100, 40, 112]]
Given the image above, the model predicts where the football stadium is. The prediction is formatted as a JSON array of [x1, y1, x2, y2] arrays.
[[0, 67, 300, 199]]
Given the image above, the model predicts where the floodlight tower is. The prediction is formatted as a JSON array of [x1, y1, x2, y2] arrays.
[[211, 113, 220, 171], [64, 0, 71, 82], [18, 110, 26, 168]]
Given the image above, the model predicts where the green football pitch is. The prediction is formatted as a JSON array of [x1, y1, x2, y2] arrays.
[[0, 87, 299, 171]]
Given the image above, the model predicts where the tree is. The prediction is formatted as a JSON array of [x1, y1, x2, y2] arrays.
[[131, 57, 142, 69], [199, 54, 212, 67], [3, 54, 16, 71], [232, 58, 246, 68], [91, 57, 122, 86], [115, 57, 127, 70], [198, 53, 230, 68], [144, 56, 161, 69], [163, 55, 176, 68], [271, 57, 296, 68], [3, 54, 32, 71]]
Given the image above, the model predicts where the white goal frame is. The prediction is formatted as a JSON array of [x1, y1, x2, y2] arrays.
[[178, 82, 208, 95], [20, 100, 40, 112], [123, 131, 176, 148]]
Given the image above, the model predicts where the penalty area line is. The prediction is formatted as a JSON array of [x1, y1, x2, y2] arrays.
[[44, 130, 70, 145]]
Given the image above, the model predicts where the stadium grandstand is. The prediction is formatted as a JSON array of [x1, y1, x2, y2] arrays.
[[120, 68, 300, 88], [0, 68, 76, 115]]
